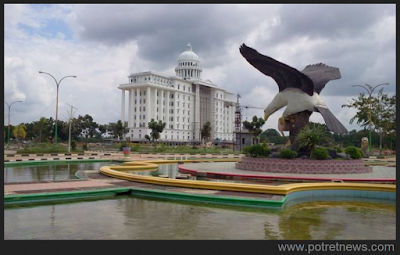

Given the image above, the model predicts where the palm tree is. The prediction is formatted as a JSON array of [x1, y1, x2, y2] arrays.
[[33, 117, 47, 143], [296, 125, 332, 156], [13, 124, 27, 148]]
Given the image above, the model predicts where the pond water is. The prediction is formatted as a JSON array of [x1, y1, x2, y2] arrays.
[[4, 162, 118, 183], [4, 195, 395, 240], [4, 162, 293, 185], [133, 163, 294, 185]]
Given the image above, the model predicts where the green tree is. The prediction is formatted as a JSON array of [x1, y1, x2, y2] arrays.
[[260, 128, 288, 144], [109, 120, 129, 140], [342, 89, 396, 154], [200, 121, 212, 143], [242, 116, 265, 144], [33, 117, 48, 143], [76, 114, 99, 138], [296, 125, 332, 157], [148, 119, 166, 143], [13, 124, 27, 147]]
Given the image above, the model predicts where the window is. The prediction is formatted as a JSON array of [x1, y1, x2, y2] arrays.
[[143, 99, 146, 103], [140, 99, 142, 104], [134, 115, 136, 120], [134, 107, 136, 112], [144, 91, 146, 96], [143, 106, 146, 111], [139, 107, 141, 112]]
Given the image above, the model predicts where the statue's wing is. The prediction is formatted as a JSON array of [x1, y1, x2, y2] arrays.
[[315, 106, 348, 134], [240, 44, 314, 96], [301, 63, 341, 94]]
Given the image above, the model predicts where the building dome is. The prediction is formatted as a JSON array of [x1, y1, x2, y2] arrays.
[[177, 43, 200, 61], [175, 43, 202, 80]]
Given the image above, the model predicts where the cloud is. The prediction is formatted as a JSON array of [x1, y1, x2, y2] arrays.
[[4, 3, 395, 134]]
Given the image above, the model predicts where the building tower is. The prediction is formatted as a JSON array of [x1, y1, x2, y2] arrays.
[[175, 43, 202, 80]]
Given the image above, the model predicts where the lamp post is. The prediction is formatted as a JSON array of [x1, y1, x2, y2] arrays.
[[66, 103, 78, 152], [4, 100, 22, 149], [352, 83, 389, 154], [39, 71, 77, 144]]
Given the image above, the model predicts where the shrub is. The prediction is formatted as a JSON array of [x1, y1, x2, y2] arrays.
[[71, 140, 77, 151], [82, 143, 88, 151], [119, 142, 128, 151], [17, 143, 68, 154], [333, 146, 343, 153], [279, 148, 298, 159], [243, 144, 271, 158], [296, 125, 333, 153], [345, 146, 363, 159], [311, 147, 329, 160]]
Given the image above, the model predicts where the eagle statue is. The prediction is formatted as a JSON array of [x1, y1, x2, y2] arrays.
[[239, 43, 348, 134]]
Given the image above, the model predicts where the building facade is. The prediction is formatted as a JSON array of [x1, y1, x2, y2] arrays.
[[118, 43, 236, 144]]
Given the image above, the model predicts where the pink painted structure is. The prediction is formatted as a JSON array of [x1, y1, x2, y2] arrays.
[[236, 157, 372, 174]]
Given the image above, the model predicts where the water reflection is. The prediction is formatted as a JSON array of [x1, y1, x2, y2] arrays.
[[4, 196, 396, 240], [132, 164, 292, 185], [4, 162, 117, 183]]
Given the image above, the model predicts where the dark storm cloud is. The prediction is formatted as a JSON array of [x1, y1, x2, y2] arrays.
[[269, 4, 394, 43], [71, 4, 264, 70], [71, 4, 395, 96]]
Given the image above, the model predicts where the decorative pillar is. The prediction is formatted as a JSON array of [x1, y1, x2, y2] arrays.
[[154, 88, 158, 120], [128, 89, 133, 127], [146, 87, 151, 127], [121, 89, 125, 123], [195, 84, 200, 142], [160, 89, 164, 122], [136, 88, 140, 128], [166, 90, 170, 128]]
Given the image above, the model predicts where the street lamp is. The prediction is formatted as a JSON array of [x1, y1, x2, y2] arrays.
[[4, 100, 22, 149], [351, 83, 389, 154], [39, 71, 77, 144], [66, 103, 78, 152]]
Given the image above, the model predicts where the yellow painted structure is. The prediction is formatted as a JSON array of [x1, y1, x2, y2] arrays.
[[100, 159, 396, 196]]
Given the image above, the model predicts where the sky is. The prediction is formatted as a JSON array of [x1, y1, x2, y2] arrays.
[[4, 4, 396, 133]]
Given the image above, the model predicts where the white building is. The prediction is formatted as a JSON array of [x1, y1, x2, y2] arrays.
[[118, 43, 236, 144]]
